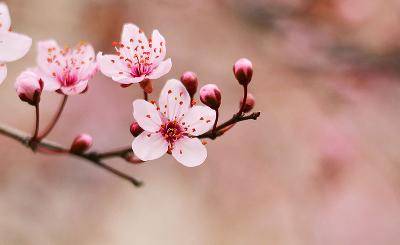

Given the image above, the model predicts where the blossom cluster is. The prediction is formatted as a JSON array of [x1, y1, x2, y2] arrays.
[[1, 3, 257, 169]]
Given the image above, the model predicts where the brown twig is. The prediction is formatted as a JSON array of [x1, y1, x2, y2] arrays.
[[0, 123, 143, 187], [199, 111, 261, 139]]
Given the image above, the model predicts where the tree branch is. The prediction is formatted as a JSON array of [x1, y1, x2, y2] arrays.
[[198, 111, 261, 139], [0, 123, 143, 187], [0, 111, 260, 187], [91, 111, 262, 157]]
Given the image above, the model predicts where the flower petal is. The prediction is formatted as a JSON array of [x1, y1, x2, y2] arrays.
[[35, 70, 60, 91], [59, 80, 88, 95], [172, 137, 207, 167], [97, 52, 137, 84], [0, 3, 11, 31], [73, 43, 97, 81], [150, 29, 166, 64], [121, 23, 148, 48], [133, 99, 162, 133], [0, 63, 6, 84], [146, 58, 172, 80], [180, 105, 216, 136], [0, 31, 31, 62], [132, 131, 168, 161], [37, 39, 64, 77], [159, 79, 191, 121]]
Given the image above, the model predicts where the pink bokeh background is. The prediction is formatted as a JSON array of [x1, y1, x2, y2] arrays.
[[1, 0, 400, 244]]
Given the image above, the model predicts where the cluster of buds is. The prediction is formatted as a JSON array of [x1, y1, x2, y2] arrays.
[[0, 1, 259, 184]]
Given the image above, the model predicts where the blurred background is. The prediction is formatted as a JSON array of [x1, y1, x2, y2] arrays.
[[1, 0, 400, 244]]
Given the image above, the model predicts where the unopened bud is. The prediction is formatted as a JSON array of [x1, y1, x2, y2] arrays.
[[15, 69, 43, 106], [130, 122, 143, 137], [199, 84, 221, 110], [70, 134, 93, 153], [239, 93, 255, 113], [180, 71, 198, 98], [233, 58, 253, 86]]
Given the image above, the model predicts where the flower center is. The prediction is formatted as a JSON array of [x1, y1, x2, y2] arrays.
[[59, 69, 78, 87], [131, 59, 153, 77], [160, 120, 184, 145]]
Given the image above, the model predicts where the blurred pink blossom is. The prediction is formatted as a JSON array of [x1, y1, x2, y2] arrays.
[[0, 2, 32, 84], [36, 40, 97, 95]]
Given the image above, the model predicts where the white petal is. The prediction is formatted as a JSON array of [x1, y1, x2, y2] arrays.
[[60, 80, 88, 95], [172, 137, 207, 167], [121, 23, 148, 48], [36, 71, 60, 91], [73, 43, 97, 81], [37, 39, 64, 77], [150, 29, 166, 64], [133, 99, 162, 133], [146, 58, 172, 80], [0, 63, 6, 84], [180, 105, 216, 136], [0, 31, 31, 62], [132, 131, 168, 161], [159, 79, 191, 121], [0, 2, 11, 31], [97, 52, 135, 84]]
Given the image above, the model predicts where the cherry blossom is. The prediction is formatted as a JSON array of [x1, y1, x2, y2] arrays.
[[132, 79, 216, 167], [36, 40, 97, 95], [97, 23, 172, 85], [0, 2, 32, 84]]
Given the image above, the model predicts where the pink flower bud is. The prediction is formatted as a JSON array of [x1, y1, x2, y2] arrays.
[[199, 84, 221, 110], [239, 93, 255, 113], [70, 134, 93, 153], [15, 69, 44, 106], [180, 71, 198, 98], [130, 122, 143, 137], [233, 58, 253, 86]]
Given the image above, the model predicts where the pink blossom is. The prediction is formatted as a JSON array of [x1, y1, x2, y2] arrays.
[[97, 23, 172, 85], [131, 79, 216, 167], [36, 40, 97, 95], [14, 68, 43, 105], [0, 3, 32, 84]]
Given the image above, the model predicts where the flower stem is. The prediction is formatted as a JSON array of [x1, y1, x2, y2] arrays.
[[144, 91, 148, 101], [212, 109, 219, 137], [237, 85, 248, 116], [38, 95, 68, 140], [32, 104, 40, 140]]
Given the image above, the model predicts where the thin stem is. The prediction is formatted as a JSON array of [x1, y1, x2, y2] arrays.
[[237, 85, 248, 116], [95, 147, 133, 159], [32, 104, 40, 140], [144, 91, 148, 101], [83, 157, 143, 187], [38, 95, 68, 140], [212, 109, 219, 137]]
